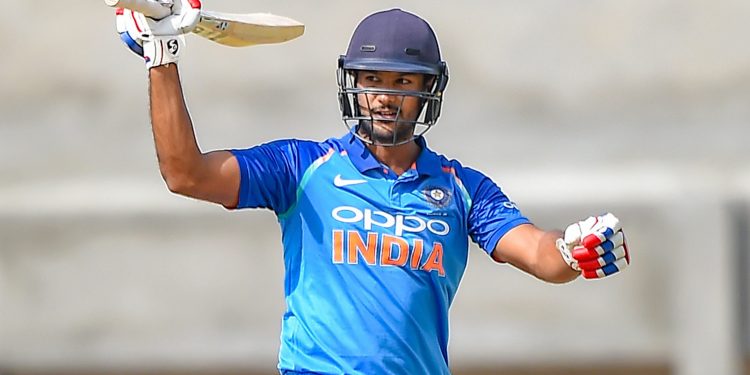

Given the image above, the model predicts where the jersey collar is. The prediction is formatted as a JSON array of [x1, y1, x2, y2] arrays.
[[339, 132, 443, 177]]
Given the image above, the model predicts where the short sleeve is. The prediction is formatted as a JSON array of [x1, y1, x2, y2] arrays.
[[230, 139, 302, 213], [463, 168, 531, 255]]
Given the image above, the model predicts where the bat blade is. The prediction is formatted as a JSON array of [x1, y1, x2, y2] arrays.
[[105, 0, 304, 47], [194, 11, 305, 47]]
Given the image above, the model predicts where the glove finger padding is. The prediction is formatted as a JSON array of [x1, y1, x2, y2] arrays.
[[571, 231, 625, 261], [580, 213, 622, 249], [578, 230, 630, 279], [116, 8, 146, 57], [557, 213, 630, 279], [148, 0, 202, 36], [582, 255, 629, 279], [577, 243, 628, 271]]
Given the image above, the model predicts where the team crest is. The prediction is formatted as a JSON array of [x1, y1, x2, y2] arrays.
[[423, 186, 451, 208]]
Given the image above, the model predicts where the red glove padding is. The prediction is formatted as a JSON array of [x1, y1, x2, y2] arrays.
[[556, 213, 630, 280]]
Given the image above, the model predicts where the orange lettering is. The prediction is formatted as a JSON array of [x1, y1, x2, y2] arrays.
[[332, 230, 344, 264], [410, 239, 424, 269], [421, 242, 445, 276], [381, 234, 409, 266], [348, 231, 377, 265]]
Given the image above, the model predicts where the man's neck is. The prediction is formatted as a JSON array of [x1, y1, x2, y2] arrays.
[[366, 140, 421, 176]]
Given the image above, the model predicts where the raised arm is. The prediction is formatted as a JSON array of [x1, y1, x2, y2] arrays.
[[149, 65, 240, 208], [115, 2, 240, 208]]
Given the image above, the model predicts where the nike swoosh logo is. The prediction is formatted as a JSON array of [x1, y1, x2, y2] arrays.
[[334, 174, 367, 187]]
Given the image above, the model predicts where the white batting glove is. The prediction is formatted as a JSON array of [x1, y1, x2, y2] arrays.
[[115, 0, 202, 68], [556, 213, 630, 280]]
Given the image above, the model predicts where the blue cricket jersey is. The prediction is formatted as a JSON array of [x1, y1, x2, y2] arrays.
[[231, 133, 530, 374]]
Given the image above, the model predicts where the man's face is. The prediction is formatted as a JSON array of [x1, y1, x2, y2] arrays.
[[355, 70, 427, 145]]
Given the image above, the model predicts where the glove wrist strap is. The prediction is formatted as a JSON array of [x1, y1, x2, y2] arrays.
[[556, 238, 581, 272], [143, 36, 182, 69]]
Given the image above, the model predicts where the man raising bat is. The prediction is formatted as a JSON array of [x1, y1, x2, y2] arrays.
[[110, 0, 304, 47], [116, 4, 630, 374]]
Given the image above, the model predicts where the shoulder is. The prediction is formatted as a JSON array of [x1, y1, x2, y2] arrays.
[[427, 149, 493, 192], [232, 137, 343, 162], [250, 137, 340, 153], [428, 152, 520, 214]]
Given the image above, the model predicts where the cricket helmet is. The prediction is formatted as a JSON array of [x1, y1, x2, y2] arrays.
[[337, 8, 449, 146]]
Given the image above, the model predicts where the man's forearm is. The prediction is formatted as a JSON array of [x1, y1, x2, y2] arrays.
[[535, 230, 580, 284], [148, 64, 203, 191]]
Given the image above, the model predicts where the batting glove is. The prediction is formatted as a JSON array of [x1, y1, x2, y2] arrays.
[[115, 0, 202, 68], [556, 213, 630, 280]]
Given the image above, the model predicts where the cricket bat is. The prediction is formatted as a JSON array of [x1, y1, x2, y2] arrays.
[[105, 0, 304, 47]]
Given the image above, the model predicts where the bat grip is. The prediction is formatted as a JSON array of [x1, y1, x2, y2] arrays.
[[104, 0, 171, 19]]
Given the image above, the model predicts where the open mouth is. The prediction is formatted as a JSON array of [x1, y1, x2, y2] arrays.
[[371, 110, 399, 121]]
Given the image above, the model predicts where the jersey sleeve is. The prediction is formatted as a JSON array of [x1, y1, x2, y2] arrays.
[[462, 167, 531, 255], [230, 139, 306, 213]]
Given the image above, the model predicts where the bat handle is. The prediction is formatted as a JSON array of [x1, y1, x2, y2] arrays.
[[104, 0, 171, 19]]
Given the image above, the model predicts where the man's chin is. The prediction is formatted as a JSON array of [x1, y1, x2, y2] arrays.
[[363, 131, 413, 146], [357, 120, 414, 145]]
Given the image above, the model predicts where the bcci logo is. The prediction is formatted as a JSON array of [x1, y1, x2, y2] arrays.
[[423, 187, 451, 208]]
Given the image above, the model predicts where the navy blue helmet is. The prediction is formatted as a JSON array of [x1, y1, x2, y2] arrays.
[[337, 9, 449, 146]]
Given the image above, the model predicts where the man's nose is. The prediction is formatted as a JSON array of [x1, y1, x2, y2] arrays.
[[373, 91, 401, 106]]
